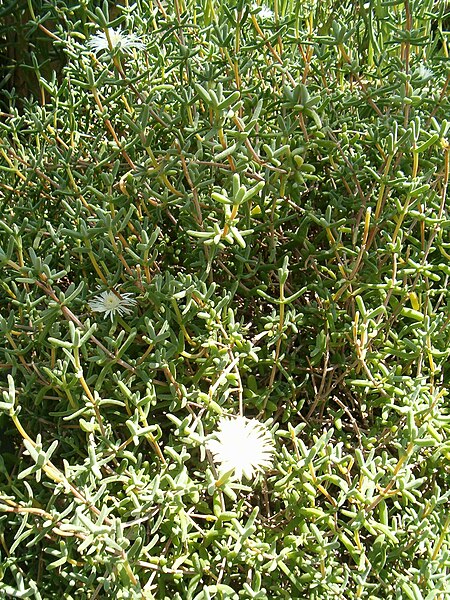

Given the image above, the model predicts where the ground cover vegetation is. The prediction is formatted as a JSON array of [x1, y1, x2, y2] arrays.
[[0, 0, 449, 598]]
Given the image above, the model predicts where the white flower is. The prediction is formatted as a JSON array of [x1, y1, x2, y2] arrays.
[[88, 27, 145, 55], [206, 416, 274, 482], [88, 289, 137, 321], [252, 3, 275, 20], [414, 64, 434, 81]]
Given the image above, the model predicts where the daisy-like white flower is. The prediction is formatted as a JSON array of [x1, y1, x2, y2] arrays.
[[414, 64, 434, 81], [206, 416, 274, 482], [252, 3, 275, 20], [88, 289, 137, 321], [88, 27, 145, 55]]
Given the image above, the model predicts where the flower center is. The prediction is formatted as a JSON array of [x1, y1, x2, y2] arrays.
[[105, 294, 120, 308], [109, 30, 122, 47]]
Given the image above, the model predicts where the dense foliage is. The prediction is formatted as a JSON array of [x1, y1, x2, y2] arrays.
[[1, 0, 449, 598]]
